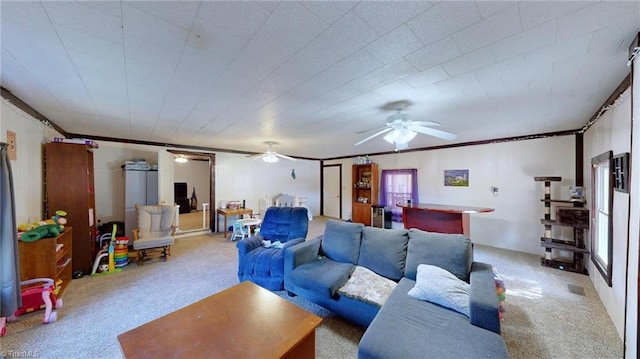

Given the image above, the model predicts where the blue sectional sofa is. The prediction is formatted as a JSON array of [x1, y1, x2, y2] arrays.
[[284, 220, 509, 358]]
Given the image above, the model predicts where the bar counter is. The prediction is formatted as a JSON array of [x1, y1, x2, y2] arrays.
[[399, 203, 494, 237]]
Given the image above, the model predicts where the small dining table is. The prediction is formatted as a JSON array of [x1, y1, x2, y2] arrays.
[[216, 208, 253, 238], [237, 218, 262, 237]]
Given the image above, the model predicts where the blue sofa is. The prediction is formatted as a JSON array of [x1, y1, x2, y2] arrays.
[[284, 220, 509, 358], [236, 207, 309, 291]]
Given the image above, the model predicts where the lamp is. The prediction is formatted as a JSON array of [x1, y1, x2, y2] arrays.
[[262, 153, 278, 163], [174, 156, 188, 163], [383, 126, 417, 150]]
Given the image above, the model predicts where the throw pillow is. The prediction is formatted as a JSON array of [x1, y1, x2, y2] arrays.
[[337, 266, 397, 307], [408, 264, 470, 317]]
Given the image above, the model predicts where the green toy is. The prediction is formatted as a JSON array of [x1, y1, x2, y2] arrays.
[[20, 224, 61, 242]]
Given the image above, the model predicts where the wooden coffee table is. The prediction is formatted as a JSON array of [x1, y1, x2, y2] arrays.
[[117, 281, 322, 358]]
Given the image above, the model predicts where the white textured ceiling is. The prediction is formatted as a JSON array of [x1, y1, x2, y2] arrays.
[[1, 1, 638, 159]]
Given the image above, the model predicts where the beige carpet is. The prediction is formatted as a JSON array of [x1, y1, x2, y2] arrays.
[[1, 217, 622, 358]]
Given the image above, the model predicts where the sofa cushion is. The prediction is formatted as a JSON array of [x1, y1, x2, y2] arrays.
[[357, 278, 509, 359], [320, 220, 363, 264], [358, 227, 408, 280], [287, 257, 355, 297], [405, 229, 472, 282], [337, 266, 397, 307], [408, 264, 470, 317]]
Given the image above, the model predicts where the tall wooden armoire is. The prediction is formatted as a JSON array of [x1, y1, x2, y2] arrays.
[[44, 142, 97, 274]]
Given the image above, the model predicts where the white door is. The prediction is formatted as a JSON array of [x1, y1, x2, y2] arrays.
[[323, 165, 341, 219]]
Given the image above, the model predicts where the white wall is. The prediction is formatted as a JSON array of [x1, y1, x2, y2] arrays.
[[583, 88, 631, 341], [214, 152, 320, 216], [327, 135, 575, 255], [0, 100, 60, 225]]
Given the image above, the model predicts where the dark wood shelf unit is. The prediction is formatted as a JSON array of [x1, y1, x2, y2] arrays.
[[534, 176, 588, 275], [45, 143, 97, 275], [352, 163, 378, 226], [19, 227, 73, 296]]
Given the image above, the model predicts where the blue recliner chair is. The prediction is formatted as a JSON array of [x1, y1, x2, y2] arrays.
[[236, 206, 309, 290]]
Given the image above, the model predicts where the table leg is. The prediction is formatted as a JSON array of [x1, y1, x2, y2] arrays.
[[224, 215, 228, 238]]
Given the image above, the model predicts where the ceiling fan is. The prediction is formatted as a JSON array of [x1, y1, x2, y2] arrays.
[[355, 105, 457, 150], [248, 141, 297, 163]]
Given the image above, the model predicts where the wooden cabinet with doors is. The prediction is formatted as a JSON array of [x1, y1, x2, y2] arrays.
[[44, 143, 97, 275], [352, 163, 379, 226]]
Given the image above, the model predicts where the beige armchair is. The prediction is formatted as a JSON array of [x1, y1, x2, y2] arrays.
[[132, 204, 176, 265]]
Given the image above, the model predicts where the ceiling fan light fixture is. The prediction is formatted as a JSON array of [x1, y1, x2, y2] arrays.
[[383, 128, 417, 145], [174, 156, 188, 163], [262, 153, 279, 163]]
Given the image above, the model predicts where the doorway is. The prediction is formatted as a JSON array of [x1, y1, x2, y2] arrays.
[[322, 164, 342, 219], [167, 150, 215, 234]]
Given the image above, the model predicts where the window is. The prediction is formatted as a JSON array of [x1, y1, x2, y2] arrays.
[[591, 151, 613, 286], [380, 169, 418, 222]]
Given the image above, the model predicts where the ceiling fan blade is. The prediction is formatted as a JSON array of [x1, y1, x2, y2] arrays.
[[275, 153, 297, 161], [356, 125, 387, 134], [408, 125, 457, 140], [354, 127, 393, 146], [248, 153, 267, 160], [410, 120, 441, 127]]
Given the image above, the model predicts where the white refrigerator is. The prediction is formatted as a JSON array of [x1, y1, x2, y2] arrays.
[[124, 170, 158, 245]]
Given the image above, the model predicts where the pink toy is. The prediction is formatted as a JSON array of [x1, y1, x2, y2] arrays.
[[0, 278, 63, 337]]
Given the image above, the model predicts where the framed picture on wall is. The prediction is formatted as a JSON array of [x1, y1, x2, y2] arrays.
[[612, 152, 629, 193], [444, 169, 469, 187]]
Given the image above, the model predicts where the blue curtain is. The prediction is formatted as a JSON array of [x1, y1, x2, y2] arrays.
[[0, 142, 21, 317], [380, 169, 418, 222]]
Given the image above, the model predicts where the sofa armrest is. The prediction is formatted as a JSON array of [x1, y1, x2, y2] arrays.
[[284, 236, 322, 274], [236, 236, 262, 258], [469, 261, 501, 334]]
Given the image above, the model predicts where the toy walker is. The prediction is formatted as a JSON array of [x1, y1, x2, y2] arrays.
[[0, 278, 63, 337]]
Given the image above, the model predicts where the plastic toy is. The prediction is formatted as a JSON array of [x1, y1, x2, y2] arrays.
[[17, 210, 67, 233], [0, 278, 63, 337], [91, 223, 124, 276]]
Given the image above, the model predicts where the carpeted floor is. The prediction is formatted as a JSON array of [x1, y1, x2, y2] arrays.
[[1, 217, 622, 358]]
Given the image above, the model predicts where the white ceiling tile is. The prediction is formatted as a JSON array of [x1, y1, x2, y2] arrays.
[[197, 1, 271, 40], [261, 2, 328, 50], [313, 11, 379, 59], [127, 1, 199, 30], [124, 35, 182, 72], [519, 1, 597, 30], [441, 48, 495, 77], [301, 1, 357, 24], [452, 5, 521, 54], [405, 37, 462, 71], [475, 1, 514, 19], [240, 31, 296, 69], [372, 59, 419, 84], [123, 4, 189, 50], [1, 1, 55, 33], [56, 26, 124, 65], [186, 17, 248, 58], [353, 1, 433, 35], [405, 66, 450, 89], [365, 25, 424, 65], [407, 2, 481, 46], [556, 2, 639, 43], [524, 33, 592, 67], [42, 2, 123, 44], [474, 55, 526, 83], [488, 21, 557, 62], [304, 50, 383, 95]]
